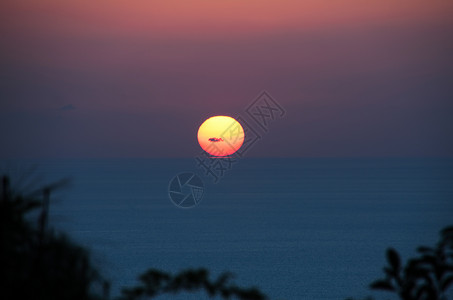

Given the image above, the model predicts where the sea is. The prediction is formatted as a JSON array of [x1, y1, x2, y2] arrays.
[[2, 157, 452, 300]]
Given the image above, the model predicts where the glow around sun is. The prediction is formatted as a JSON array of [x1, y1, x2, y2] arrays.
[[197, 116, 245, 156]]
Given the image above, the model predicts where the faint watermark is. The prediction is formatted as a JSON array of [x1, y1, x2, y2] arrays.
[[246, 91, 285, 132], [168, 172, 204, 209], [168, 91, 285, 208]]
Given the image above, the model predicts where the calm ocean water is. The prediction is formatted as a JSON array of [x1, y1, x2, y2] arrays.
[[2, 158, 453, 299]]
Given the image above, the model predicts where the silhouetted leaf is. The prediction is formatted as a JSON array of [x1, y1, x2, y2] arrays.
[[441, 226, 453, 237], [386, 248, 401, 272], [419, 254, 437, 267], [370, 280, 394, 291], [384, 266, 395, 277], [414, 284, 431, 300], [213, 271, 234, 289], [406, 266, 430, 278], [349, 226, 453, 300], [441, 274, 453, 292], [139, 269, 171, 284], [421, 283, 438, 299], [234, 287, 267, 300]]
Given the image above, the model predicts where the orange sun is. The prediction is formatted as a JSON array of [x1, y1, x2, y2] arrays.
[[197, 116, 245, 156]]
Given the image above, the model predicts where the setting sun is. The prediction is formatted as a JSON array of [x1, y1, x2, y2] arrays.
[[197, 116, 244, 157]]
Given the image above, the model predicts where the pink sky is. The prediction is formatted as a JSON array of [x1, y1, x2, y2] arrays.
[[1, 0, 452, 157]]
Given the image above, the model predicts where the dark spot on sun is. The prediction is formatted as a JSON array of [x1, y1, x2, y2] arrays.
[[208, 137, 223, 142]]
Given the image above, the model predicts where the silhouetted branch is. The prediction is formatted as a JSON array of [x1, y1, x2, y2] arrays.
[[1, 175, 105, 300], [118, 268, 268, 300], [350, 226, 453, 300], [2, 173, 268, 300]]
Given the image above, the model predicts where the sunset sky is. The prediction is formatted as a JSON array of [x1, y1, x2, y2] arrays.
[[1, 0, 452, 158]]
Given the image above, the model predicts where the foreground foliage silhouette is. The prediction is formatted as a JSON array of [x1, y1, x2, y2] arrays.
[[119, 268, 267, 300], [1, 175, 268, 300], [1, 175, 103, 300], [4, 172, 450, 300], [348, 226, 453, 300]]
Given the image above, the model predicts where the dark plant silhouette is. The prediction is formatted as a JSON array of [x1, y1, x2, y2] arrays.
[[1, 174, 269, 300], [1, 175, 105, 300], [348, 226, 453, 300], [118, 268, 268, 300]]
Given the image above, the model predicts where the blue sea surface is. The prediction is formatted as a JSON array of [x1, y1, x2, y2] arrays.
[[2, 158, 453, 299]]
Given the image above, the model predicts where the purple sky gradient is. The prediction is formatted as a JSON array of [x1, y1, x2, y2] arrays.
[[1, 0, 452, 158]]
